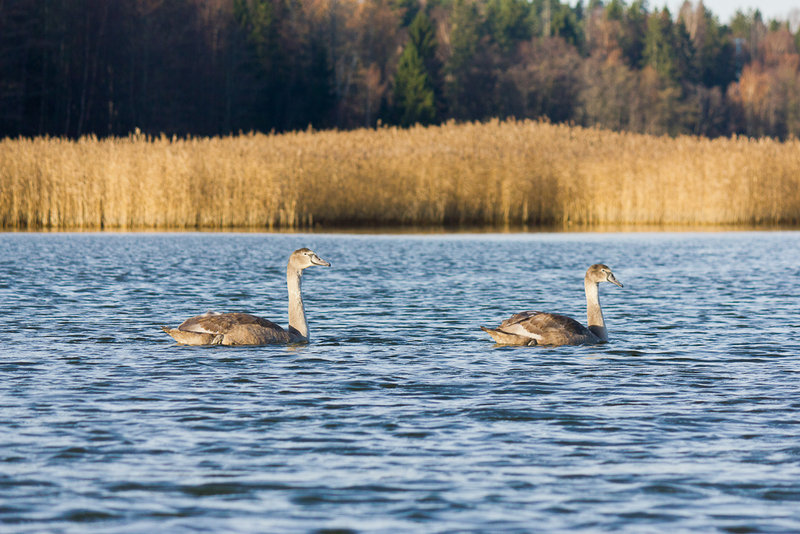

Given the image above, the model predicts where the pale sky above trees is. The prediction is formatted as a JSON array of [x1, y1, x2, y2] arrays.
[[664, 0, 797, 24], [565, 1, 800, 25]]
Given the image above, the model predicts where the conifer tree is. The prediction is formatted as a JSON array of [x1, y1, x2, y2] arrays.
[[487, 0, 534, 51], [393, 39, 436, 126], [445, 0, 496, 120], [407, 10, 444, 119], [643, 9, 677, 81]]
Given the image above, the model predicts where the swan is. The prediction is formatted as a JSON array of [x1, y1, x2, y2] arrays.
[[162, 248, 330, 345], [481, 264, 623, 346]]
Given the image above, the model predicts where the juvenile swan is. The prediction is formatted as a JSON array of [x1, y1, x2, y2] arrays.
[[481, 264, 623, 346], [162, 248, 330, 345]]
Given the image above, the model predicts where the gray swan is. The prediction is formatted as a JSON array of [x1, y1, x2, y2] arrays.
[[162, 248, 330, 345], [481, 264, 623, 346]]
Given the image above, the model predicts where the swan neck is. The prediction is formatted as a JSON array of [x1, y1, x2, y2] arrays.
[[585, 278, 607, 342], [287, 267, 308, 340]]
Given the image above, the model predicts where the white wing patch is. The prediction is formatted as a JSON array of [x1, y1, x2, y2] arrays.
[[502, 322, 543, 341], [190, 310, 222, 333], [179, 311, 223, 334], [185, 324, 216, 334]]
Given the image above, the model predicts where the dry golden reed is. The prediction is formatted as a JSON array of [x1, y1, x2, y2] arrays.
[[2, 120, 799, 229]]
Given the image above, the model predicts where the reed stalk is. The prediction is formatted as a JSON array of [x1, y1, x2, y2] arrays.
[[2, 120, 799, 230]]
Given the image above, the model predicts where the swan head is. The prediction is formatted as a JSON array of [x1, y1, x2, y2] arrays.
[[289, 248, 331, 271], [586, 264, 623, 287]]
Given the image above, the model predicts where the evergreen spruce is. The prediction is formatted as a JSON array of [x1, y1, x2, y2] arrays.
[[393, 41, 436, 126]]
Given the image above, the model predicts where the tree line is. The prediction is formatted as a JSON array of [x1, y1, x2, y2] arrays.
[[1, 0, 799, 140]]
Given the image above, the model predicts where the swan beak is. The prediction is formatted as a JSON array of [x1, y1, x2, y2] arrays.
[[311, 255, 331, 267], [608, 274, 623, 287]]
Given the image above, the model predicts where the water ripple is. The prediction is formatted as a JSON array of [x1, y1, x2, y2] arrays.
[[1, 232, 799, 532]]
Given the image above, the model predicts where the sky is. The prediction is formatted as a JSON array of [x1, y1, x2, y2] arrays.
[[661, 0, 800, 23], [570, 1, 800, 25]]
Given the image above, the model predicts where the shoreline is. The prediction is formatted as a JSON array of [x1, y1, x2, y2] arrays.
[[3, 223, 799, 235]]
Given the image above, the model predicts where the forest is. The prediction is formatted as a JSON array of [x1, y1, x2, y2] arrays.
[[1, 0, 800, 140]]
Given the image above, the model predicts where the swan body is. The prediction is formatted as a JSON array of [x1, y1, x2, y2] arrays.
[[162, 248, 330, 345], [481, 264, 623, 346]]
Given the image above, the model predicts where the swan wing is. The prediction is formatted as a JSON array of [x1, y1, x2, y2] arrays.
[[178, 312, 284, 335], [494, 311, 545, 342], [498, 311, 596, 345]]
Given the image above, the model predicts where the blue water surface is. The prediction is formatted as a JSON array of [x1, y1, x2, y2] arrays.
[[1, 231, 799, 533]]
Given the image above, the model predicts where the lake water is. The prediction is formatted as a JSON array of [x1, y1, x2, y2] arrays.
[[1, 231, 799, 533]]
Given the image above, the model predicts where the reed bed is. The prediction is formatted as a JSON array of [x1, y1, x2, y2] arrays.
[[2, 120, 799, 229]]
